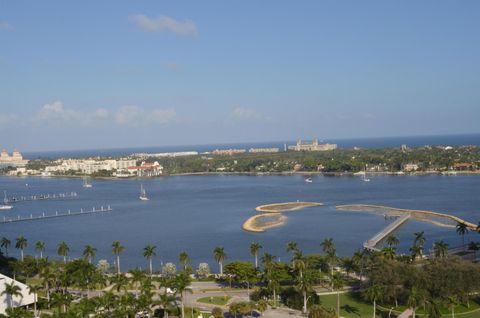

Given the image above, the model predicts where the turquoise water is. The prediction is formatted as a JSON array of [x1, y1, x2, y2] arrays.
[[0, 174, 479, 271]]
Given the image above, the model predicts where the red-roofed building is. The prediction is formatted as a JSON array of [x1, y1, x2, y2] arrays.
[[128, 161, 164, 177], [452, 163, 475, 171]]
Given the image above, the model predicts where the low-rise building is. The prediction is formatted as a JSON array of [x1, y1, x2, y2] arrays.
[[403, 163, 419, 172], [0, 149, 29, 168], [0, 273, 35, 315], [288, 139, 337, 151], [212, 149, 246, 155], [128, 161, 163, 177], [248, 148, 280, 153]]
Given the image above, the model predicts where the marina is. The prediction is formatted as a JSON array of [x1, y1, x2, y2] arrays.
[[4, 191, 78, 204]]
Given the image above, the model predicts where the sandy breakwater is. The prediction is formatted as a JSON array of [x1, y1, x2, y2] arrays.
[[243, 201, 323, 233]]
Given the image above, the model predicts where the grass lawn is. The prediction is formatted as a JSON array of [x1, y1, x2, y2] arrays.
[[320, 293, 480, 318], [197, 296, 231, 306], [319, 293, 375, 318]]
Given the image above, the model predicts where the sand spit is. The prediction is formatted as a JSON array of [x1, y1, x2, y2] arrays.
[[243, 201, 323, 232], [336, 204, 476, 229]]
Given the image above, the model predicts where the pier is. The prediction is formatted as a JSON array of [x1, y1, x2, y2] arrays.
[[5, 192, 78, 204], [363, 214, 411, 251], [0, 205, 112, 224]]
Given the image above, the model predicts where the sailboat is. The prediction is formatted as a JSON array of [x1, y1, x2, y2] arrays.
[[0, 191, 13, 210], [83, 177, 93, 188], [139, 184, 149, 201], [362, 165, 371, 182], [304, 177, 313, 183]]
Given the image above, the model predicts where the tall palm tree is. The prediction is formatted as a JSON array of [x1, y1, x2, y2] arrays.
[[213, 247, 226, 276], [250, 242, 262, 268], [386, 235, 399, 248], [112, 241, 124, 275], [28, 284, 42, 316], [332, 274, 344, 318], [296, 269, 313, 314], [286, 241, 298, 254], [366, 284, 383, 318], [381, 247, 396, 260], [1, 237, 11, 257], [456, 222, 469, 250], [1, 281, 22, 308], [143, 244, 156, 275], [35, 241, 45, 259], [82, 244, 97, 264], [446, 295, 458, 318], [173, 272, 192, 318], [57, 241, 70, 263], [179, 251, 190, 272], [15, 236, 27, 261], [321, 237, 337, 289], [433, 240, 449, 259], [407, 286, 422, 318], [409, 244, 423, 261]]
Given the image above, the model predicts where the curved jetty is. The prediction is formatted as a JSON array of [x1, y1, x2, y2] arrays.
[[243, 201, 323, 232], [336, 204, 476, 229]]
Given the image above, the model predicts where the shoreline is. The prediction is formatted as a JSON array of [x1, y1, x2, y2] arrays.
[[243, 201, 323, 233], [4, 170, 480, 180]]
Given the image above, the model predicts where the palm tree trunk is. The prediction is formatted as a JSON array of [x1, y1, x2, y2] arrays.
[[219, 261, 223, 275], [149, 258, 153, 276], [181, 291, 185, 318], [63, 255, 66, 263], [255, 253, 258, 268], [273, 288, 277, 308], [117, 255, 121, 274], [40, 251, 43, 259], [452, 307, 455, 318], [303, 290, 307, 313], [373, 299, 376, 318], [33, 293, 37, 316], [21, 249, 24, 261]]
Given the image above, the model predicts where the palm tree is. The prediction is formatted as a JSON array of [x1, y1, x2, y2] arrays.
[[57, 241, 70, 263], [111, 273, 129, 294], [332, 273, 344, 318], [366, 284, 383, 318], [143, 244, 156, 275], [381, 247, 396, 260], [286, 241, 298, 254], [213, 247, 226, 276], [261, 253, 276, 274], [427, 299, 441, 318], [1, 281, 22, 308], [129, 267, 146, 297], [468, 241, 479, 260], [413, 231, 426, 254], [456, 222, 469, 250], [112, 241, 124, 275], [433, 240, 449, 259], [1, 237, 11, 257], [15, 236, 27, 261], [82, 244, 97, 264], [321, 238, 337, 289], [386, 235, 399, 248], [407, 286, 421, 318], [179, 251, 190, 271], [409, 244, 423, 261], [447, 295, 458, 318], [35, 241, 45, 259], [28, 284, 42, 316], [250, 242, 262, 268], [296, 269, 313, 314], [173, 272, 192, 318]]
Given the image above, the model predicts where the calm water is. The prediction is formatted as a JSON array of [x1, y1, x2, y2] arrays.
[[0, 175, 479, 271]]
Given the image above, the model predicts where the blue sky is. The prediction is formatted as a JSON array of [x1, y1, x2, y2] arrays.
[[1, 1, 479, 151]]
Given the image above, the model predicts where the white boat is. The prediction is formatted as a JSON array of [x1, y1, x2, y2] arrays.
[[83, 178, 93, 188], [1, 191, 12, 210], [362, 165, 371, 182], [305, 177, 313, 183], [139, 184, 149, 201]]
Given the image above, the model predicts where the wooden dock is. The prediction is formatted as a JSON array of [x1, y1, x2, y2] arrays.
[[0, 205, 112, 224], [363, 214, 411, 251], [5, 192, 78, 204]]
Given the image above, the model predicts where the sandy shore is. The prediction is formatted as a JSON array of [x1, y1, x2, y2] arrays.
[[243, 201, 323, 232], [336, 204, 477, 229]]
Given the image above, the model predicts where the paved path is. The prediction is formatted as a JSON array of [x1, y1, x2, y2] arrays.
[[397, 308, 413, 318]]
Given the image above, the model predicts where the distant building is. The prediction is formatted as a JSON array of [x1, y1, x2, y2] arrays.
[[288, 139, 337, 152], [0, 149, 29, 168], [452, 163, 475, 171], [403, 163, 419, 172], [212, 149, 246, 155], [0, 273, 35, 315], [128, 161, 163, 177], [248, 148, 279, 153]]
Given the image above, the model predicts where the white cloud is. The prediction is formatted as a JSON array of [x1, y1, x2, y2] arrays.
[[38, 101, 80, 121], [231, 107, 267, 121], [115, 105, 176, 126], [150, 108, 176, 124], [93, 108, 110, 120], [129, 14, 197, 36], [0, 21, 13, 31]]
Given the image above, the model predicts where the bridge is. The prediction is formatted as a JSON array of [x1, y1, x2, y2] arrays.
[[363, 214, 411, 251]]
